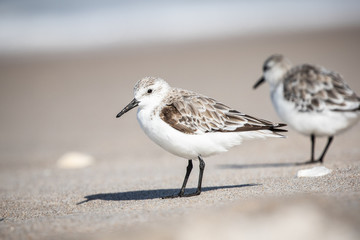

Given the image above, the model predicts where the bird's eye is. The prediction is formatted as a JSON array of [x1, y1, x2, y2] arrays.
[[263, 65, 269, 72], [147, 89, 153, 94]]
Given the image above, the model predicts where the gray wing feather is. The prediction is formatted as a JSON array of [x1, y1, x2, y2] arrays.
[[283, 64, 360, 112], [160, 89, 286, 135]]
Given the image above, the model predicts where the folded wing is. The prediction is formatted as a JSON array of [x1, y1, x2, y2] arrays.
[[160, 89, 286, 135], [284, 64, 360, 112]]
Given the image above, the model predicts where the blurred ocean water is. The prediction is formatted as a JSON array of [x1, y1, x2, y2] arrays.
[[0, 0, 360, 54]]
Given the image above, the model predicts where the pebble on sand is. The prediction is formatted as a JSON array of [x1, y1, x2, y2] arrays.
[[57, 151, 94, 169], [297, 166, 332, 178]]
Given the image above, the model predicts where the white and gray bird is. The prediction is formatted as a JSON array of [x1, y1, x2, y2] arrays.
[[254, 54, 360, 164], [117, 77, 286, 198]]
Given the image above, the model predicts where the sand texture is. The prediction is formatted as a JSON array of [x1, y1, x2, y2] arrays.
[[1, 27, 360, 240]]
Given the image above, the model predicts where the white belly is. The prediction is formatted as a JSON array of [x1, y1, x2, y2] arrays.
[[137, 108, 279, 159], [271, 85, 360, 137]]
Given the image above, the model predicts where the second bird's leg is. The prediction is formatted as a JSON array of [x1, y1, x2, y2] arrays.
[[301, 135, 334, 164], [297, 134, 317, 165], [317, 136, 334, 163], [310, 134, 315, 162]]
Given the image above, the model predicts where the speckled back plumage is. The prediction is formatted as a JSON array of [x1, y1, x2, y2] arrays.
[[283, 64, 360, 112], [160, 88, 286, 135]]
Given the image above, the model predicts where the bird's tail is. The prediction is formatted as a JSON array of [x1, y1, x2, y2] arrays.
[[237, 123, 287, 140], [269, 123, 288, 134]]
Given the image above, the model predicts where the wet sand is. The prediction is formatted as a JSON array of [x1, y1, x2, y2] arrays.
[[1, 27, 360, 239]]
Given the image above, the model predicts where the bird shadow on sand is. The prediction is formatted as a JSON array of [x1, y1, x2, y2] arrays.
[[77, 184, 259, 205], [218, 161, 310, 169]]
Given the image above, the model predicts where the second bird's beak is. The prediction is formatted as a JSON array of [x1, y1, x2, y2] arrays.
[[116, 98, 140, 118], [253, 77, 265, 89]]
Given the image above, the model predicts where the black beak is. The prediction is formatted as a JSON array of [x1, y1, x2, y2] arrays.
[[253, 77, 265, 89], [116, 98, 140, 118]]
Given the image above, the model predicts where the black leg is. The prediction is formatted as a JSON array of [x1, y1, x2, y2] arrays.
[[163, 156, 206, 199], [317, 136, 334, 163], [183, 156, 205, 197], [197, 156, 205, 194], [163, 159, 193, 199], [179, 160, 193, 196], [297, 134, 318, 165], [298, 135, 334, 165], [310, 134, 315, 162]]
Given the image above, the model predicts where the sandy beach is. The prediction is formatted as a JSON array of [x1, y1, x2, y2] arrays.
[[1, 27, 360, 239]]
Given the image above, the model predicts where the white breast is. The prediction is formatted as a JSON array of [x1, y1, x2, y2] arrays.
[[271, 84, 360, 137], [136, 107, 278, 159]]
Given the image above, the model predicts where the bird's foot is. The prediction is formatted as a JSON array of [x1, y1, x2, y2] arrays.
[[162, 190, 201, 199], [296, 159, 323, 165]]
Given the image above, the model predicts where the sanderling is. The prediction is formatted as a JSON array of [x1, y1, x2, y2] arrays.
[[117, 77, 286, 198], [254, 54, 360, 164]]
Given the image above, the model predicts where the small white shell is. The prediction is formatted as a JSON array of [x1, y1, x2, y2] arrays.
[[297, 166, 332, 177], [57, 151, 94, 169]]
